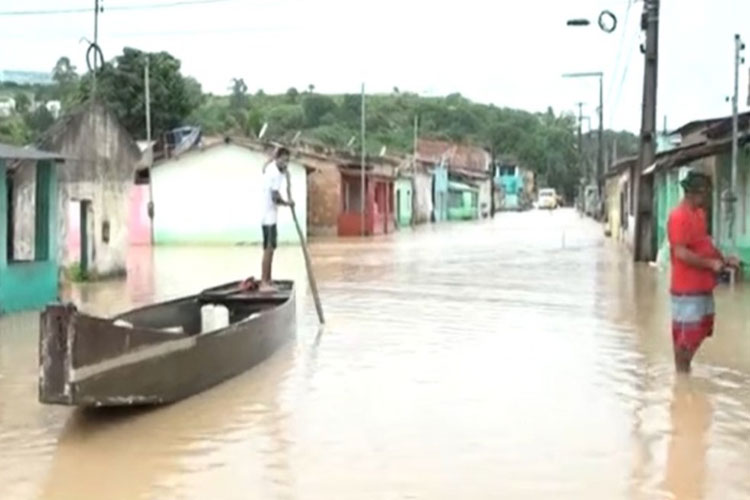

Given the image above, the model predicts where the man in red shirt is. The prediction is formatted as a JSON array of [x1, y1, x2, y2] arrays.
[[667, 171, 739, 372]]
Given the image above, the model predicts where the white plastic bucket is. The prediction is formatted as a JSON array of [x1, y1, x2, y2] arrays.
[[213, 305, 230, 329], [201, 305, 215, 332]]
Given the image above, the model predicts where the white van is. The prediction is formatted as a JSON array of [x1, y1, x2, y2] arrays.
[[538, 188, 558, 210]]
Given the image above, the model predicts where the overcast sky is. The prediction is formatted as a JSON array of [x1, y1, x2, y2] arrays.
[[1, 0, 748, 134]]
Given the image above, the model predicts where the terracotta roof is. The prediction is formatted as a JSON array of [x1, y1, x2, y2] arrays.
[[417, 139, 490, 171]]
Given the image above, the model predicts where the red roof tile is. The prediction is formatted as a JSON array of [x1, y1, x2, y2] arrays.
[[417, 139, 490, 171]]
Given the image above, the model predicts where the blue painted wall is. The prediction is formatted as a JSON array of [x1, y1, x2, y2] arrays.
[[0, 160, 59, 314]]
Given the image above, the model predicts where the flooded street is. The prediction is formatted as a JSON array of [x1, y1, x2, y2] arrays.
[[3, 209, 750, 500]]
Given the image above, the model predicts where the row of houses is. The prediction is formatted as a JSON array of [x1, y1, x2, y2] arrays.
[[604, 111, 750, 268], [2, 100, 521, 314]]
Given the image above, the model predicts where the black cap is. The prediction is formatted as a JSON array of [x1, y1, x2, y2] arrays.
[[680, 170, 712, 193]]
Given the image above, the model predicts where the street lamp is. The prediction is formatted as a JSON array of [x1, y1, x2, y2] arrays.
[[567, 19, 591, 27], [566, 10, 617, 33], [563, 72, 604, 214]]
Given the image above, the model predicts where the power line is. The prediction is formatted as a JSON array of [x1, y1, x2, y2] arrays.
[[0, 0, 235, 17], [605, 0, 634, 105], [609, 27, 641, 128]]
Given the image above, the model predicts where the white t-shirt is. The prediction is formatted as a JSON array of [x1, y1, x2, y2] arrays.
[[261, 162, 284, 225]]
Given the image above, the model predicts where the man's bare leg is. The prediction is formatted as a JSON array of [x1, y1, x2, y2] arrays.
[[674, 347, 693, 373], [260, 247, 277, 291]]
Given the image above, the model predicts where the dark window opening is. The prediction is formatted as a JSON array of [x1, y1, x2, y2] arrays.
[[102, 220, 111, 244], [134, 168, 151, 186], [342, 177, 363, 213]]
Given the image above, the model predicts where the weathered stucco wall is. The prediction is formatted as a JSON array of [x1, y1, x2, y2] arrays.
[[39, 101, 141, 279], [413, 170, 433, 224], [478, 179, 492, 218], [58, 181, 129, 277], [152, 144, 307, 245], [303, 156, 341, 236], [12, 162, 35, 260]]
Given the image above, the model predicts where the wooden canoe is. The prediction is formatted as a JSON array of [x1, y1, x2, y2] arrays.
[[39, 281, 296, 407]]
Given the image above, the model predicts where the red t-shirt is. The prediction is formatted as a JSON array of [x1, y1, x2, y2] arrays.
[[667, 203, 720, 294]]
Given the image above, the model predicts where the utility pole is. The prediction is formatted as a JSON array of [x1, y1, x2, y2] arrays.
[[563, 72, 604, 216], [360, 83, 366, 237], [633, 0, 659, 262], [725, 34, 745, 261], [412, 115, 418, 227], [576, 102, 584, 177], [144, 57, 154, 245], [597, 73, 604, 215], [92, 0, 101, 97]]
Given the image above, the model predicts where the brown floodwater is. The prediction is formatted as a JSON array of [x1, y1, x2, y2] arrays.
[[2, 209, 750, 500]]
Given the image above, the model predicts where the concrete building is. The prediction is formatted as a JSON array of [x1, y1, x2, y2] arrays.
[[337, 159, 396, 237], [418, 139, 492, 221], [296, 143, 401, 237], [146, 138, 308, 245], [395, 175, 413, 228], [14, 101, 141, 280]]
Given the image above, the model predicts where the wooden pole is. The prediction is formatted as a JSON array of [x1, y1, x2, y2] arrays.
[[285, 170, 325, 324], [360, 83, 366, 236], [145, 57, 155, 245]]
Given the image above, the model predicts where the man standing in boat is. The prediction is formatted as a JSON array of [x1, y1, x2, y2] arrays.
[[259, 147, 294, 292], [667, 171, 739, 372]]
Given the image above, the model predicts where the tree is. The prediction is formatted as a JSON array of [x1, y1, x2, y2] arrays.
[[302, 94, 336, 127], [0, 116, 30, 145], [14, 92, 30, 114], [307, 84, 315, 94], [229, 78, 248, 109], [25, 105, 55, 140], [77, 48, 202, 138], [183, 77, 205, 110], [286, 87, 299, 103], [52, 56, 80, 109], [52, 57, 78, 86]]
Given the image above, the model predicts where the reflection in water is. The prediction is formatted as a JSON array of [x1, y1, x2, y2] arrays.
[[2, 210, 750, 499], [39, 345, 297, 500], [663, 377, 712, 500]]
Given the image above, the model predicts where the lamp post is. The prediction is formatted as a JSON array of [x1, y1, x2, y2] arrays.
[[563, 72, 604, 216]]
